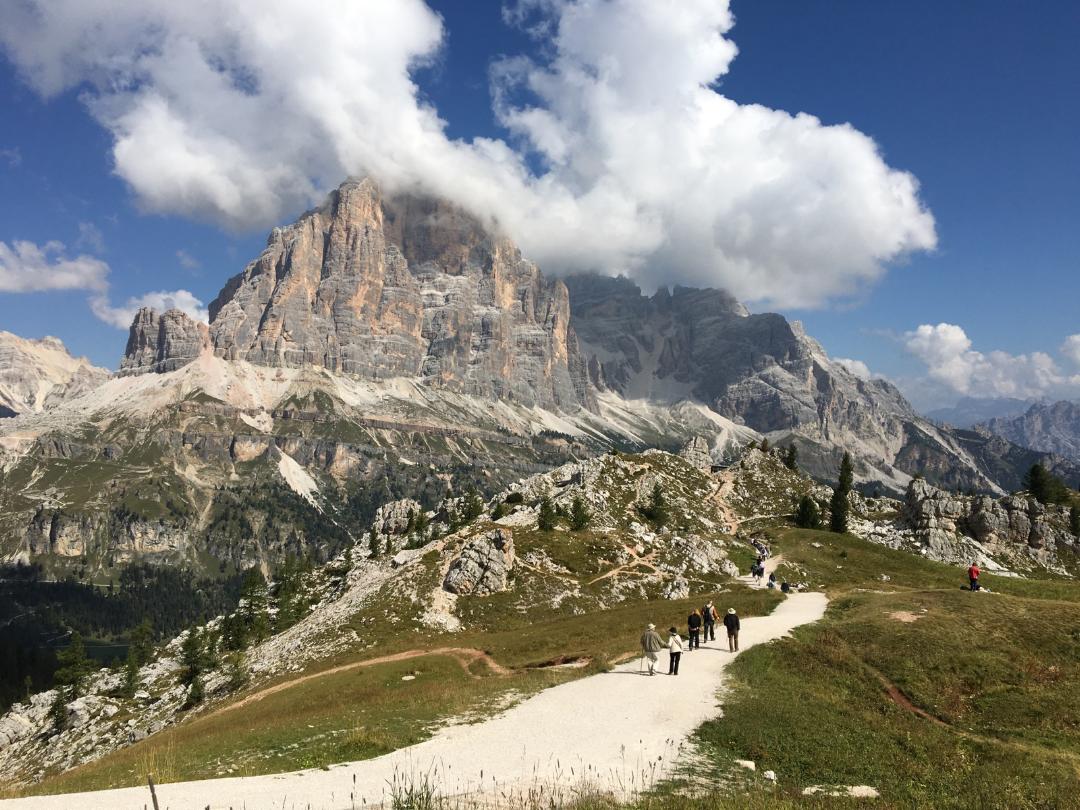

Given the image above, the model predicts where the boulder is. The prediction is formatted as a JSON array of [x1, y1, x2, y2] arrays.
[[443, 529, 515, 596]]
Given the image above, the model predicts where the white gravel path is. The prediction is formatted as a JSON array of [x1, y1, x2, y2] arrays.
[[2, 592, 827, 810]]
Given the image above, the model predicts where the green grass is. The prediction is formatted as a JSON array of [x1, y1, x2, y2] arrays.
[[774, 527, 1080, 602], [649, 528, 1080, 809]]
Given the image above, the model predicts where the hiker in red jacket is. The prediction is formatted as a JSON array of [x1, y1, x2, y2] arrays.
[[968, 561, 980, 591]]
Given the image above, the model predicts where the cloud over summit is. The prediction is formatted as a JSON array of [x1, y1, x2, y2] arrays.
[[0, 0, 936, 308]]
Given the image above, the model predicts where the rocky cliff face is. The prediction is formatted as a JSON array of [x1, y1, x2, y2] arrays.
[[886, 478, 1077, 574], [123, 179, 592, 410], [565, 274, 994, 492], [119, 308, 210, 375], [0, 332, 110, 417], [979, 401, 1080, 463]]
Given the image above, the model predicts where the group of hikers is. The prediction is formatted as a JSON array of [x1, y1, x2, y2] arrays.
[[638, 601, 742, 676]]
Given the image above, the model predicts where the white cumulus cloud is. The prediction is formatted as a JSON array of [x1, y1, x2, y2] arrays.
[[0, 0, 937, 308], [903, 323, 1080, 401], [0, 240, 109, 293], [90, 289, 209, 329], [833, 358, 874, 381], [1061, 334, 1080, 369]]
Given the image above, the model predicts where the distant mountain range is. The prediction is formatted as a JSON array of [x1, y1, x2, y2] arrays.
[[926, 396, 1034, 429], [2, 177, 1077, 577], [978, 400, 1080, 465]]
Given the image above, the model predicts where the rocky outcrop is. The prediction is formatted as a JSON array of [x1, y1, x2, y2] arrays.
[[980, 401, 1080, 464], [23, 509, 189, 560], [119, 308, 209, 375], [0, 331, 110, 416], [443, 528, 515, 595], [898, 479, 1074, 558], [678, 436, 713, 471], [193, 179, 592, 410]]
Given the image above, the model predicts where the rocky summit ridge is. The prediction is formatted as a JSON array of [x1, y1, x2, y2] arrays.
[[122, 179, 592, 411]]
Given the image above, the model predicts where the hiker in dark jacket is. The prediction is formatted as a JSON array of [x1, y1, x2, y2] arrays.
[[723, 608, 741, 652], [702, 601, 717, 642], [687, 609, 702, 650]]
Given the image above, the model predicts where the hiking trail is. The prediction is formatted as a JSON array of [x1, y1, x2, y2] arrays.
[[2, 593, 828, 810]]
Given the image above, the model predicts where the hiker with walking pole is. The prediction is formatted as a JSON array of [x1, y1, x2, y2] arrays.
[[640, 623, 664, 676]]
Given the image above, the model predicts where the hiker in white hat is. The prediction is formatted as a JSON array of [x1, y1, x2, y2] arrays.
[[639, 623, 664, 675]]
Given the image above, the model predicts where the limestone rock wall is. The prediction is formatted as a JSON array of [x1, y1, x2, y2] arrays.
[[120, 308, 209, 375], [898, 479, 1075, 559], [195, 179, 593, 410]]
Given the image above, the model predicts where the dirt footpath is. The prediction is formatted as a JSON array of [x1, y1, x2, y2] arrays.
[[2, 592, 827, 810]]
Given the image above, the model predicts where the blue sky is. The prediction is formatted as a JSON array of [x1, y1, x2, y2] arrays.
[[0, 0, 1077, 411]]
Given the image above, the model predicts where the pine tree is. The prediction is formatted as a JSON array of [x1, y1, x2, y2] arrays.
[[537, 493, 557, 531], [461, 488, 484, 523], [129, 618, 154, 667], [184, 674, 205, 709], [49, 632, 94, 732], [368, 526, 381, 558], [570, 496, 591, 531], [491, 501, 508, 520], [760, 437, 770, 453], [1070, 504, 1080, 538], [414, 508, 429, 535], [53, 632, 93, 696], [179, 627, 207, 685], [225, 651, 249, 691], [794, 495, 821, 529], [829, 452, 853, 534], [1023, 463, 1068, 505], [121, 649, 139, 699], [783, 445, 799, 471]]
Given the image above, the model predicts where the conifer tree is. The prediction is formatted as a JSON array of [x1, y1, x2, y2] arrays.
[[49, 632, 94, 731], [461, 488, 484, 523], [794, 495, 821, 529], [759, 437, 770, 453], [129, 618, 154, 667], [121, 650, 139, 699], [537, 493, 557, 531], [1023, 463, 1068, 505], [783, 445, 799, 471], [570, 495, 591, 531], [1070, 504, 1080, 538], [829, 452, 853, 534]]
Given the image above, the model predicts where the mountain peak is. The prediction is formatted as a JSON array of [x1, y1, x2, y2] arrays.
[[0, 331, 110, 417]]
